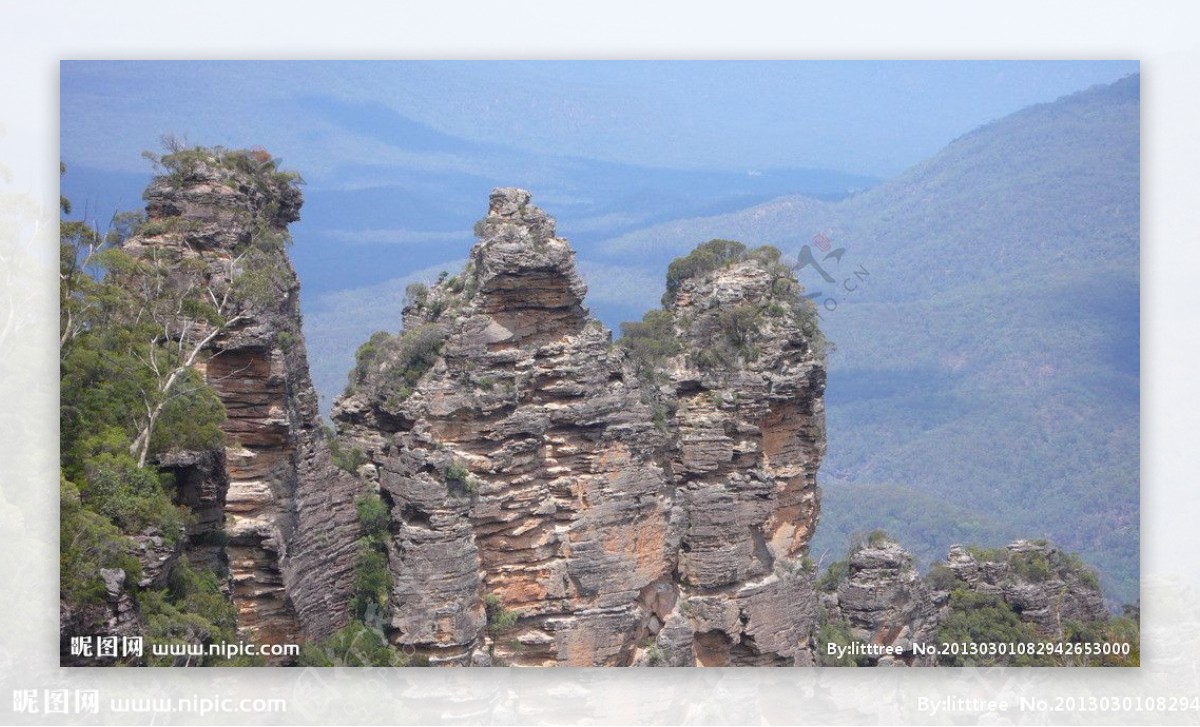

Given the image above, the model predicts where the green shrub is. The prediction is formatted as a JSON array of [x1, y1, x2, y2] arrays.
[[297, 620, 418, 667], [445, 275, 465, 294], [645, 644, 665, 666], [484, 594, 518, 635], [747, 244, 783, 266], [935, 587, 1052, 666], [651, 404, 670, 433], [405, 282, 429, 307], [346, 324, 445, 404], [356, 494, 390, 538], [350, 487, 391, 623], [662, 239, 747, 306], [716, 303, 762, 351], [148, 368, 227, 456], [661, 240, 793, 306], [620, 239, 828, 374], [818, 559, 848, 593], [139, 556, 246, 666], [1010, 550, 1053, 582], [690, 303, 765, 371], [60, 476, 143, 605], [331, 442, 366, 474], [816, 614, 868, 666], [446, 461, 470, 483], [1051, 549, 1102, 590], [165, 556, 237, 635], [925, 563, 958, 591], [1077, 567, 1101, 590], [445, 460, 478, 496], [148, 141, 302, 199], [866, 529, 891, 547], [381, 324, 445, 405], [138, 215, 188, 237], [1083, 615, 1139, 666], [462, 266, 479, 299], [965, 545, 1009, 563], [80, 452, 189, 541], [793, 298, 829, 357], [60, 321, 225, 479], [347, 331, 393, 390], [764, 301, 789, 318], [350, 538, 392, 619], [619, 309, 681, 373]]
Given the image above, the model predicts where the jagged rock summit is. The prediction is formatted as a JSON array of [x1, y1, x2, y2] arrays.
[[333, 188, 829, 666]]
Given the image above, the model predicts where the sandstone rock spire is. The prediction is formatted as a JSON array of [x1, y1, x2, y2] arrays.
[[334, 188, 828, 665], [123, 148, 360, 645]]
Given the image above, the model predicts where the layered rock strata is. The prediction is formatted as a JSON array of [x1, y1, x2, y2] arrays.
[[658, 253, 827, 667], [122, 152, 359, 644], [156, 449, 228, 574], [333, 188, 828, 665]]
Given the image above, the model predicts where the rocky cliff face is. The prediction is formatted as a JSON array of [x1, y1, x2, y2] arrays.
[[333, 189, 827, 665], [122, 152, 359, 644]]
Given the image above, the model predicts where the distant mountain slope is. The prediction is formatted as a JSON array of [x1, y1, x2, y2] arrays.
[[593, 74, 1140, 606]]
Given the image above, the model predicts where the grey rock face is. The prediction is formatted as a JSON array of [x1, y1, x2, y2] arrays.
[[130, 527, 186, 589], [156, 449, 228, 573], [472, 187, 589, 345], [100, 568, 126, 600], [59, 567, 144, 666]]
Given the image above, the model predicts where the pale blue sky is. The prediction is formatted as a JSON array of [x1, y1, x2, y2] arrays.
[[62, 61, 1137, 181]]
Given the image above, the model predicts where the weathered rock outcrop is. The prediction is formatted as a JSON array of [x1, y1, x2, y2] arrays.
[[156, 449, 228, 574], [818, 537, 1111, 666], [333, 189, 827, 665], [820, 539, 942, 666], [121, 151, 360, 644], [943, 539, 1109, 638], [59, 574, 139, 666]]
